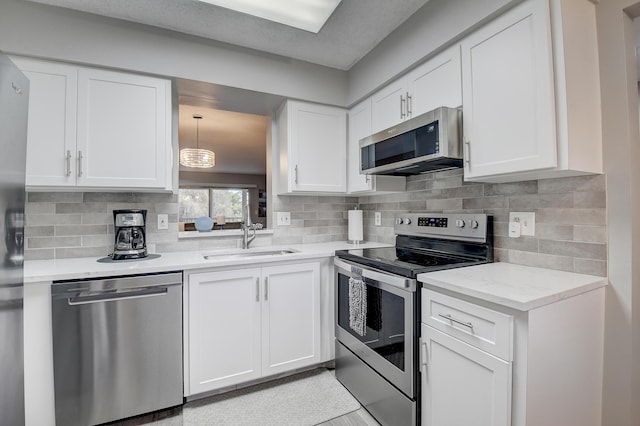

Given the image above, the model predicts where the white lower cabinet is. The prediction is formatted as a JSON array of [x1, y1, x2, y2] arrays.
[[185, 262, 321, 396], [421, 285, 605, 426], [421, 291, 512, 426]]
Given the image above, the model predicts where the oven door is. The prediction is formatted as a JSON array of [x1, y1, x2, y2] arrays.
[[334, 257, 415, 398]]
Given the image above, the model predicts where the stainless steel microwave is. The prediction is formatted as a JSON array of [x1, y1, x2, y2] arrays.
[[359, 107, 462, 176]]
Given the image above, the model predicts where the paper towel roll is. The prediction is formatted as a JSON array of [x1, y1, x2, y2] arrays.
[[348, 209, 363, 243]]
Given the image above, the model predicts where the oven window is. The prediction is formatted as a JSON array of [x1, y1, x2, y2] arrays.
[[337, 274, 406, 371]]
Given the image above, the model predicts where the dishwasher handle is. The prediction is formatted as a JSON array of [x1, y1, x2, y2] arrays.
[[68, 286, 169, 305]]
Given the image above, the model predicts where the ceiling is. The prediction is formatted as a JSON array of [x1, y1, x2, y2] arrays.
[[23, 0, 430, 71], [22, 0, 432, 176]]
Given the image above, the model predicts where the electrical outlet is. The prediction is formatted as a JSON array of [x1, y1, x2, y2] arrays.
[[277, 211, 291, 226], [375, 212, 381, 226], [157, 214, 168, 230], [509, 212, 535, 236]]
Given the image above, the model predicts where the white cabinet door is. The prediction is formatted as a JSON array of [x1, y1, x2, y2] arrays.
[[461, 0, 557, 179], [421, 324, 512, 426], [371, 78, 407, 133], [278, 100, 347, 194], [408, 44, 462, 116], [12, 58, 78, 186], [347, 99, 406, 194], [188, 269, 262, 394], [77, 68, 171, 189], [262, 263, 321, 375], [347, 98, 372, 193]]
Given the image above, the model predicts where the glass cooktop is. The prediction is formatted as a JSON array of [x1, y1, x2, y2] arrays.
[[335, 246, 483, 278]]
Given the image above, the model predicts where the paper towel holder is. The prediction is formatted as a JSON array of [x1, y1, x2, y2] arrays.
[[348, 205, 364, 246]]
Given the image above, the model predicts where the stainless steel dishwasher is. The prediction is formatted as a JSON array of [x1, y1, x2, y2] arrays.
[[51, 271, 183, 426]]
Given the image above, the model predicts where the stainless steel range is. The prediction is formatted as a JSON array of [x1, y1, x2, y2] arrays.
[[334, 213, 493, 426]]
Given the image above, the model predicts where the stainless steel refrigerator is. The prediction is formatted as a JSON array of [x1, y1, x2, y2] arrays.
[[0, 51, 28, 425]]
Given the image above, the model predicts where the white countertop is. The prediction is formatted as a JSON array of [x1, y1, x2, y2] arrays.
[[418, 262, 608, 311], [24, 241, 390, 283]]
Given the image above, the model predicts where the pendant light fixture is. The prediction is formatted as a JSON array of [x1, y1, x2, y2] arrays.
[[180, 114, 215, 168]]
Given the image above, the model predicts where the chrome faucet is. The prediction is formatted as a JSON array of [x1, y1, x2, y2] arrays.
[[241, 197, 261, 249]]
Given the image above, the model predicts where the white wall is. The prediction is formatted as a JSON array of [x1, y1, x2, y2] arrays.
[[347, 0, 516, 104], [594, 1, 640, 425], [0, 0, 348, 108]]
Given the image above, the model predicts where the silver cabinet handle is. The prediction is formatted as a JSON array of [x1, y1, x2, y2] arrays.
[[68, 287, 167, 305], [464, 140, 471, 167], [438, 313, 474, 329], [420, 337, 428, 370], [264, 277, 269, 301], [406, 92, 412, 117], [294, 165, 298, 184], [77, 150, 83, 177], [400, 95, 406, 119], [65, 150, 72, 177], [256, 277, 260, 302]]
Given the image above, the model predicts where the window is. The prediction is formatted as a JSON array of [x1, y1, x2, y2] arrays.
[[179, 188, 247, 223]]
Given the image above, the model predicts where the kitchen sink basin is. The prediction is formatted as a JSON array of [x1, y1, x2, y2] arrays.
[[203, 249, 297, 260]]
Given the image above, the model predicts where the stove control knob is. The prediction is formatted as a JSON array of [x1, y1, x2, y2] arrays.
[[470, 220, 479, 229], [395, 218, 404, 225], [403, 218, 412, 225], [455, 219, 465, 228]]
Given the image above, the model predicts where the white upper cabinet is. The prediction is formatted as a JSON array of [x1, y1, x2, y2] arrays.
[[76, 68, 171, 189], [12, 58, 78, 187], [276, 100, 347, 194], [371, 45, 462, 133], [347, 98, 405, 194], [461, 0, 602, 182], [14, 57, 173, 191]]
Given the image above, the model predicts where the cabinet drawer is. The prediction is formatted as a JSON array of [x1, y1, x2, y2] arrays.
[[421, 289, 513, 361]]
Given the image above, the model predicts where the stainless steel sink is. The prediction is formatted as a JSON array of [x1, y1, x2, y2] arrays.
[[203, 249, 297, 260]]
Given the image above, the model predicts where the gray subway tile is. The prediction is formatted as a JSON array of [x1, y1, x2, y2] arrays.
[[484, 181, 537, 196], [28, 192, 82, 203], [462, 196, 507, 210], [533, 223, 574, 241], [494, 236, 538, 253], [537, 174, 606, 194], [427, 198, 463, 211], [539, 240, 606, 260], [55, 224, 108, 236], [536, 208, 606, 226], [28, 236, 81, 249], [25, 226, 55, 237], [56, 202, 108, 214], [25, 203, 55, 214], [506, 250, 575, 273], [574, 191, 606, 208], [56, 246, 110, 259], [27, 214, 82, 226], [24, 248, 55, 261], [574, 259, 607, 277], [441, 185, 484, 199], [573, 225, 607, 243]]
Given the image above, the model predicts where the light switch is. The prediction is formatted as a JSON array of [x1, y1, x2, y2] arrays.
[[375, 212, 381, 226]]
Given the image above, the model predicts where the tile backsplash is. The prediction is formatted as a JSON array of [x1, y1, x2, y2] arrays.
[[359, 170, 607, 277], [24, 170, 607, 277]]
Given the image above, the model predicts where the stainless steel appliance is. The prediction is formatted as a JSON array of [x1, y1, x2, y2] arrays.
[[359, 107, 462, 176], [113, 209, 147, 260], [51, 272, 183, 425], [334, 213, 493, 426], [0, 51, 28, 425]]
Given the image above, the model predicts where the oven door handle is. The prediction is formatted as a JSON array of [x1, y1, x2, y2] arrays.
[[334, 257, 416, 292]]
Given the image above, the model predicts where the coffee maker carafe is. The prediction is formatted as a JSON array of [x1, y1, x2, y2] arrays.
[[112, 209, 147, 260]]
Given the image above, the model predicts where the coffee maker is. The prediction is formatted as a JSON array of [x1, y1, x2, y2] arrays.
[[112, 209, 147, 260]]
